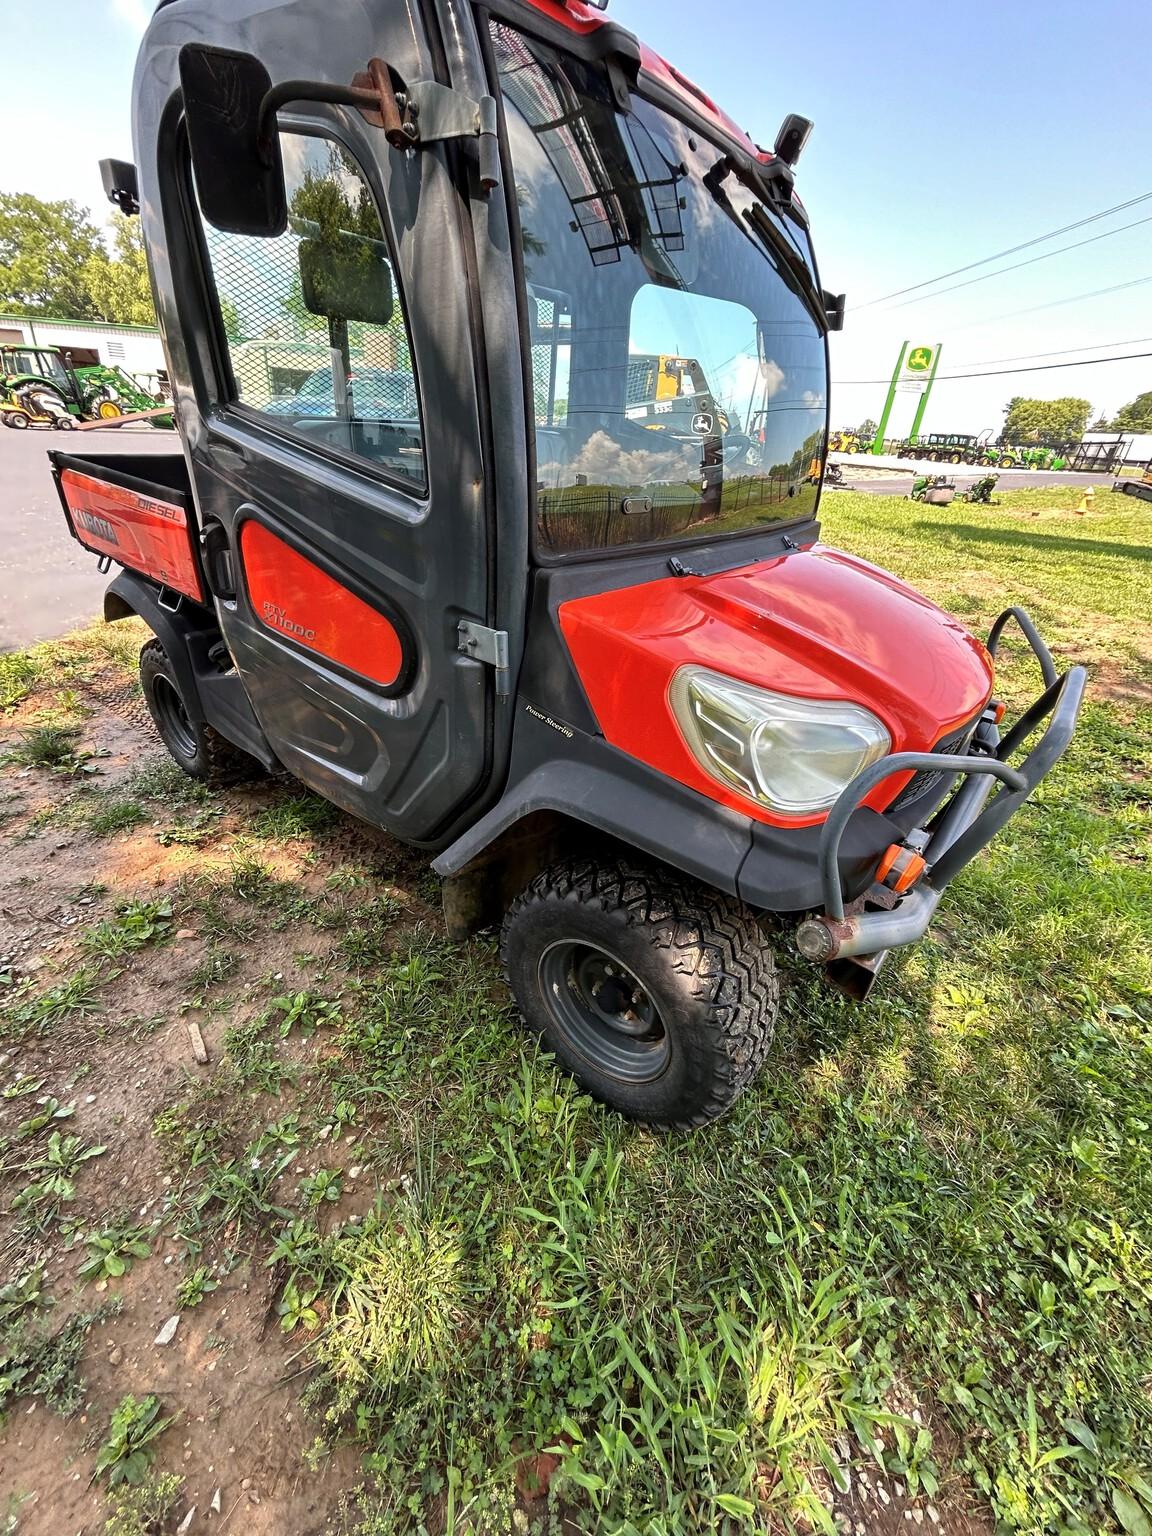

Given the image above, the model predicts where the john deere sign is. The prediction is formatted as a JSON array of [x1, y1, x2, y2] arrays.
[[871, 341, 943, 453], [904, 344, 935, 375]]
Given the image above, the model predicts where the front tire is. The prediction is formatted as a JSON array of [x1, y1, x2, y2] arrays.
[[140, 639, 261, 786], [501, 858, 779, 1127]]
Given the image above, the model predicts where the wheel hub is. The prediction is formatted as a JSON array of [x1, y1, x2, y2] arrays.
[[538, 941, 669, 1083]]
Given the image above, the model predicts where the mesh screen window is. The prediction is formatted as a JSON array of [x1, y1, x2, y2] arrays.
[[197, 133, 425, 491]]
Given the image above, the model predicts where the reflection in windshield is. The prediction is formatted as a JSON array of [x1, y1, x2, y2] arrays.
[[492, 21, 828, 557]]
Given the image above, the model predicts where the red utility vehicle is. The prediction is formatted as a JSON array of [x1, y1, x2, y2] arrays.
[[51, 0, 1084, 1125]]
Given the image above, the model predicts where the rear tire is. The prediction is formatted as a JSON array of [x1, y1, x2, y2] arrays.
[[140, 639, 261, 786], [501, 857, 779, 1127], [4, 411, 29, 430]]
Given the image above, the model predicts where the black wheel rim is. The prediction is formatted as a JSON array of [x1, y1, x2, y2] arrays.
[[151, 674, 197, 759], [538, 941, 670, 1083]]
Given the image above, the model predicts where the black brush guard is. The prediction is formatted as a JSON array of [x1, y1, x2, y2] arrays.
[[795, 608, 1086, 977]]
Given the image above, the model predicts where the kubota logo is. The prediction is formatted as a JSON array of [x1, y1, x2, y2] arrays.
[[75, 509, 119, 544], [262, 600, 316, 642]]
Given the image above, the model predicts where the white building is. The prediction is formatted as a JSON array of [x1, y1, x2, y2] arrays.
[[0, 314, 166, 390]]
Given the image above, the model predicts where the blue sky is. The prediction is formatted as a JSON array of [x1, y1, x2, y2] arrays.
[[3, 0, 1150, 434]]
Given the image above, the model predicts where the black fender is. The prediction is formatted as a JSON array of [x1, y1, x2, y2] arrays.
[[432, 707, 903, 924], [104, 571, 278, 770], [105, 571, 211, 721]]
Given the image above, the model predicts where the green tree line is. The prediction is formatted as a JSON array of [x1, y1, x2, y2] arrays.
[[0, 192, 155, 326]]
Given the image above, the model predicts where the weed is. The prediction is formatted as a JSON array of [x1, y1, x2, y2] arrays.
[[186, 947, 240, 998], [223, 1016, 298, 1095], [4, 724, 100, 776], [252, 793, 340, 839], [77, 1224, 152, 1284], [86, 798, 148, 836], [15, 1097, 75, 1138], [317, 1195, 465, 1410], [265, 1218, 327, 1282], [300, 1168, 343, 1207], [156, 808, 224, 846], [277, 1276, 321, 1333], [103, 1474, 185, 1536], [6, 965, 103, 1036], [127, 759, 211, 805], [0, 652, 42, 710], [12, 1130, 106, 1216], [270, 990, 342, 1039], [0, 1270, 47, 1331], [81, 900, 173, 960], [1, 1301, 119, 1418], [93, 1394, 175, 1487], [175, 1266, 218, 1308], [229, 853, 274, 902]]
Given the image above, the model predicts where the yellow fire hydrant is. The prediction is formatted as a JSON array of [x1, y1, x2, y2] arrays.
[[1076, 487, 1095, 516]]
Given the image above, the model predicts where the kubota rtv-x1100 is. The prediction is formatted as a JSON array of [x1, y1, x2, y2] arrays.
[[49, 0, 1084, 1126]]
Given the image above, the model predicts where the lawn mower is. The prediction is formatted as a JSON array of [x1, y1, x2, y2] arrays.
[[0, 345, 172, 428], [46, 0, 1084, 1126]]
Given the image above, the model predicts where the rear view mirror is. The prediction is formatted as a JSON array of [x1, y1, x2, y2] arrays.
[[179, 44, 287, 238], [299, 233, 395, 328]]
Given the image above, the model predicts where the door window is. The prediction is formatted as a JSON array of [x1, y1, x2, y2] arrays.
[[196, 132, 425, 490]]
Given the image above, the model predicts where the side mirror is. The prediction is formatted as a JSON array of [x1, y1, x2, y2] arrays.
[[179, 44, 287, 238], [99, 158, 139, 217], [299, 232, 395, 328]]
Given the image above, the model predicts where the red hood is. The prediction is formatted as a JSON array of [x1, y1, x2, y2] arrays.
[[559, 545, 995, 827]]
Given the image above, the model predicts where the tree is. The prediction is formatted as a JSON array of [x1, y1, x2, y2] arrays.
[[82, 213, 156, 326], [0, 192, 106, 317], [1002, 395, 1092, 443], [854, 417, 878, 439], [1111, 391, 1152, 433]]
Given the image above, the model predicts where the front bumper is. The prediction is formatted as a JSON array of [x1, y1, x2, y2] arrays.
[[795, 607, 1086, 977]]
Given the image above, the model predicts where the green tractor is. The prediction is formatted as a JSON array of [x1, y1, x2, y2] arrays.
[[0, 345, 172, 429]]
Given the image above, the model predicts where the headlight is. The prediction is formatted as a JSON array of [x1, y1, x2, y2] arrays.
[[670, 666, 891, 816]]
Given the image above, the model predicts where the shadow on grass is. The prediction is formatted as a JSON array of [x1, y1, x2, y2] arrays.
[[912, 520, 1152, 563]]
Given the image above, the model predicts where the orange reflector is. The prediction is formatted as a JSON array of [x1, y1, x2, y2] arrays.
[[992, 700, 1006, 724], [876, 843, 927, 894]]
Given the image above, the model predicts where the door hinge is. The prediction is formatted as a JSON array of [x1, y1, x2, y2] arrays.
[[457, 620, 511, 696]]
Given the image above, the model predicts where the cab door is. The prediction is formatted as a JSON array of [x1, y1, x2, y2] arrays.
[[178, 104, 492, 846]]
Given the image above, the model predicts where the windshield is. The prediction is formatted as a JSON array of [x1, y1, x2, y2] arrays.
[[490, 21, 828, 558]]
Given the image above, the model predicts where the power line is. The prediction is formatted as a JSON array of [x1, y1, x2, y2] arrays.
[[836, 349, 1152, 386], [853, 191, 1152, 309], [879, 214, 1152, 311], [950, 336, 1152, 368], [979, 274, 1152, 325]]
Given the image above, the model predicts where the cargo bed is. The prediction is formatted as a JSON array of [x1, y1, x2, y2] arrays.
[[48, 450, 206, 605]]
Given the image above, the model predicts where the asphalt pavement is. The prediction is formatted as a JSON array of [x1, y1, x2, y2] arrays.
[[0, 424, 179, 651], [833, 467, 1114, 497]]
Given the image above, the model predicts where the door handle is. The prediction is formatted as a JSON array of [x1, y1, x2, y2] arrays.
[[200, 520, 236, 602]]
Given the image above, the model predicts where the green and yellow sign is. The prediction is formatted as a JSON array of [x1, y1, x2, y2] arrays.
[[870, 340, 943, 454], [905, 345, 935, 374]]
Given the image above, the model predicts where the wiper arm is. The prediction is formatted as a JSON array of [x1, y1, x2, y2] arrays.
[[744, 202, 827, 330]]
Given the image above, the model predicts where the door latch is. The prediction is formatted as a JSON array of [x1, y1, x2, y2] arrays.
[[457, 620, 511, 696]]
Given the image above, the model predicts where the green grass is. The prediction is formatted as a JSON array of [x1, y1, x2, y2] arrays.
[[1, 483, 1149, 1532]]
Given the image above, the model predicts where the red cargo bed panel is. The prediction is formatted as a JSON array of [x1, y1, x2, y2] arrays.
[[57, 467, 205, 604]]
